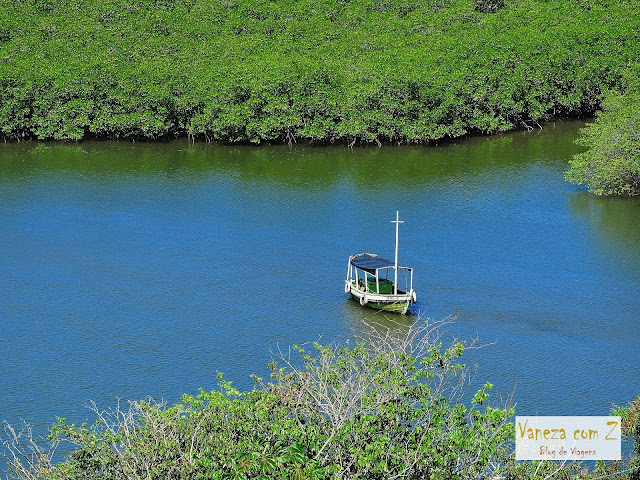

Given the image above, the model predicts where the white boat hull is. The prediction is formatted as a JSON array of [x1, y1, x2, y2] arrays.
[[345, 280, 415, 315]]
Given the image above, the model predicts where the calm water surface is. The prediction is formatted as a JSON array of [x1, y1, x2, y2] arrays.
[[1, 121, 639, 443]]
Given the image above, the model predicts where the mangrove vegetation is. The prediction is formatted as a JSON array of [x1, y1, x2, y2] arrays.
[[1, 0, 639, 145], [565, 75, 640, 196]]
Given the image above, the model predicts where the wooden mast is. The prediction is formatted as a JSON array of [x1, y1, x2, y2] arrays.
[[391, 210, 403, 295]]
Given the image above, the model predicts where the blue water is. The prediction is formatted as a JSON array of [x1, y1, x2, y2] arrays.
[[1, 122, 639, 454]]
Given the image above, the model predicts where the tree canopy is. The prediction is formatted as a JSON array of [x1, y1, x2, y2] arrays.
[[1, 0, 639, 143], [566, 92, 640, 196]]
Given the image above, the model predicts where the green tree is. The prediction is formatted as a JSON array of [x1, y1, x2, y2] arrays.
[[565, 93, 640, 196]]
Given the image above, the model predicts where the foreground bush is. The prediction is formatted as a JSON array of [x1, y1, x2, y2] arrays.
[[2, 320, 515, 479], [613, 393, 640, 480]]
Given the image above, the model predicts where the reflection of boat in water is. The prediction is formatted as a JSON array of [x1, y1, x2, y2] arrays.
[[344, 212, 416, 315]]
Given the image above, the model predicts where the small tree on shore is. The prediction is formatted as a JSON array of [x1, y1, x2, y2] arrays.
[[565, 92, 640, 196]]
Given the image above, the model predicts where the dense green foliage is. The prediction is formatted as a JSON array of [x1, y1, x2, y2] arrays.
[[565, 91, 640, 196], [3, 323, 638, 479], [0, 0, 638, 143], [3, 323, 516, 479], [613, 393, 640, 480]]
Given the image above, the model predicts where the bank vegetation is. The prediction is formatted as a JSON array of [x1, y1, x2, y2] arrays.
[[1, 0, 639, 146]]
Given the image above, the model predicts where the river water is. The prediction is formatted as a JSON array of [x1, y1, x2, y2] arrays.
[[1, 121, 639, 446]]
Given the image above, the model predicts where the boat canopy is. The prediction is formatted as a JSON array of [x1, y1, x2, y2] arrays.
[[350, 253, 397, 274]]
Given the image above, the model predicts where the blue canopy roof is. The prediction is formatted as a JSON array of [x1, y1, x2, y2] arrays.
[[350, 253, 395, 274]]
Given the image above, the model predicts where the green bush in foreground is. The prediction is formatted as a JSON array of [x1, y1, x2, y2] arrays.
[[613, 393, 640, 480], [4, 321, 638, 479], [2, 320, 516, 479]]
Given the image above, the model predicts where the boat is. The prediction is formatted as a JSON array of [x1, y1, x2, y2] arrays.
[[344, 211, 417, 314]]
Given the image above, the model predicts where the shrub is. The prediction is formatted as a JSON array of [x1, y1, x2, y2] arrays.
[[2, 319, 515, 479], [565, 92, 640, 196], [613, 393, 640, 480]]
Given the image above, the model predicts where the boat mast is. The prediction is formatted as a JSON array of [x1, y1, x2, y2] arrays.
[[391, 210, 403, 295]]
